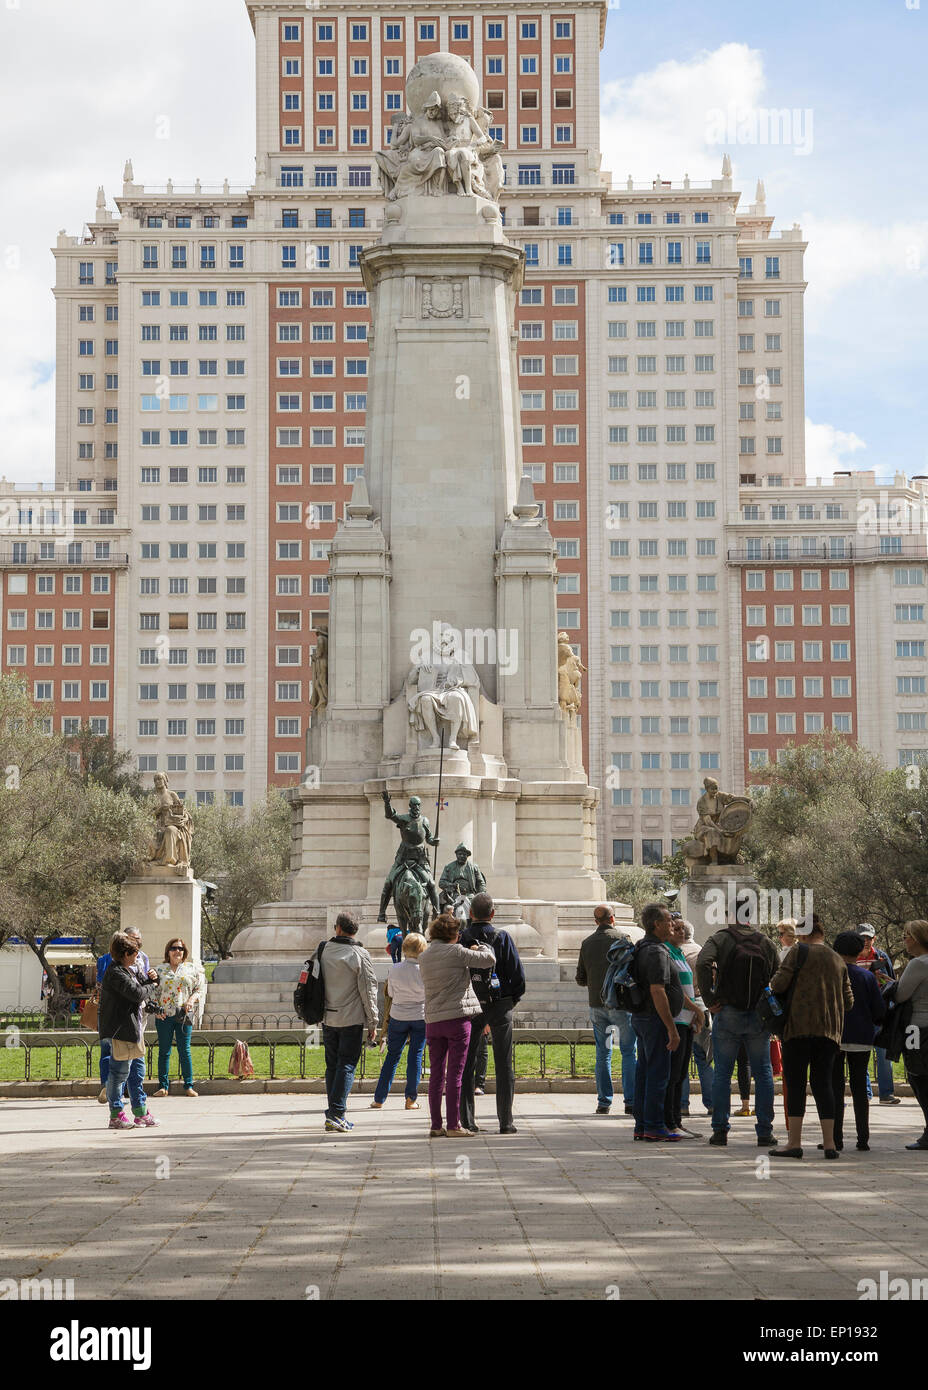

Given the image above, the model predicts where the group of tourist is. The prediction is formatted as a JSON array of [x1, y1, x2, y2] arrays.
[[95, 927, 207, 1129], [594, 903, 928, 1155], [95, 900, 928, 1148], [317, 893, 524, 1135]]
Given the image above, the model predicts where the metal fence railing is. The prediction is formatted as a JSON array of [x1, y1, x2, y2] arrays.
[[3, 1028, 601, 1083]]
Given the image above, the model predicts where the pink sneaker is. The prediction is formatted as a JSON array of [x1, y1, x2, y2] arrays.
[[133, 1112, 158, 1128], [108, 1112, 132, 1130]]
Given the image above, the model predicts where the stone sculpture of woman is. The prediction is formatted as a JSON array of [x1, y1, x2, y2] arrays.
[[148, 773, 193, 872], [391, 93, 448, 198]]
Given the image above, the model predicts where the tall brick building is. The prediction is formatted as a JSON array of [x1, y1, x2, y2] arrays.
[[1, 0, 925, 867]]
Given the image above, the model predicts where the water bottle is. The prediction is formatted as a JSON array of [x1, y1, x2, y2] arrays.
[[489, 972, 500, 994], [762, 985, 783, 1016]]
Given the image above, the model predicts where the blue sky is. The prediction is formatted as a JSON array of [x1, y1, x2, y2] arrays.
[[599, 0, 928, 479], [0, 0, 925, 486]]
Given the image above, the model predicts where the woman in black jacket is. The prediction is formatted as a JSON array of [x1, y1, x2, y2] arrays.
[[99, 931, 163, 1130]]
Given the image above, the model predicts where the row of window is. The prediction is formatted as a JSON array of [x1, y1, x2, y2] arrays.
[[5, 544, 114, 564], [610, 788, 733, 807], [607, 426, 720, 445], [608, 539, 719, 558], [594, 320, 720, 338], [743, 537, 905, 559], [7, 611, 110, 631], [136, 721, 248, 747], [275, 162, 576, 188], [5, 574, 110, 596], [747, 677, 853, 698], [285, 17, 574, 42], [602, 355, 719, 374], [744, 569, 850, 592], [609, 576, 718, 594], [608, 500, 719, 519], [138, 324, 248, 342], [611, 716, 720, 735], [135, 649, 247, 667], [612, 842, 683, 867], [603, 240, 716, 268], [745, 640, 853, 662], [140, 246, 248, 271], [138, 290, 247, 308], [138, 466, 245, 485], [611, 681, 720, 699], [6, 646, 110, 666], [745, 605, 852, 626], [139, 216, 246, 230], [138, 542, 244, 559], [609, 463, 717, 481], [137, 684, 246, 702], [139, 505, 246, 524], [610, 610, 719, 628], [608, 645, 721, 663], [139, 430, 246, 447], [748, 713, 856, 734]]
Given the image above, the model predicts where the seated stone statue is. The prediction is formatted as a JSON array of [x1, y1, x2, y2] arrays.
[[390, 94, 448, 199], [686, 777, 753, 867], [443, 93, 492, 198], [406, 628, 479, 751]]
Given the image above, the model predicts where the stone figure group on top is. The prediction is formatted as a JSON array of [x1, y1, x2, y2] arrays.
[[376, 92, 503, 202]]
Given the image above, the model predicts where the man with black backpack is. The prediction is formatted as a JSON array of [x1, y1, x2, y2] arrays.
[[630, 902, 685, 1143], [459, 893, 525, 1134], [695, 900, 779, 1148], [319, 914, 379, 1133]]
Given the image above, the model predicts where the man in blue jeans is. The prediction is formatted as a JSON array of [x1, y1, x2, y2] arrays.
[[630, 903, 683, 1142], [857, 925, 900, 1105], [96, 927, 152, 1108], [576, 905, 637, 1114], [696, 913, 779, 1147], [320, 914, 379, 1133]]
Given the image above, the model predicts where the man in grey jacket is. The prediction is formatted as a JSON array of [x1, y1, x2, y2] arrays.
[[320, 914, 379, 1132], [576, 905, 637, 1115]]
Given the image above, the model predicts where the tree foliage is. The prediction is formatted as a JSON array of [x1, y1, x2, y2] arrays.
[[190, 792, 292, 959], [744, 732, 928, 964], [0, 676, 150, 1011], [603, 864, 664, 923]]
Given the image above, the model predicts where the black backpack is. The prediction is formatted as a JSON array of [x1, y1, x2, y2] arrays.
[[293, 943, 326, 1025], [715, 927, 772, 1011]]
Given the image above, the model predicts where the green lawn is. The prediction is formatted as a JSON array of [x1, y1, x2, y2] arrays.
[[0, 1040, 906, 1086]]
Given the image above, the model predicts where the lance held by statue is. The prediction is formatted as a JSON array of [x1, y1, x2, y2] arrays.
[[377, 791, 441, 934]]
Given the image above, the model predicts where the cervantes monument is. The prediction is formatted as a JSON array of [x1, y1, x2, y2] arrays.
[[213, 53, 630, 1001]]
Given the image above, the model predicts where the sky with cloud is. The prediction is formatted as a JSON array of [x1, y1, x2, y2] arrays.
[[1, 0, 926, 487]]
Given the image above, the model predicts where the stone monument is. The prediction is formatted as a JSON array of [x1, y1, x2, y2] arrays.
[[120, 773, 202, 966], [679, 778, 759, 938], [210, 53, 629, 1017]]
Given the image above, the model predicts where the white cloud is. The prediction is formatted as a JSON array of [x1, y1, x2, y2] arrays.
[[599, 43, 766, 185], [804, 419, 867, 482], [801, 217, 928, 302], [0, 0, 253, 486]]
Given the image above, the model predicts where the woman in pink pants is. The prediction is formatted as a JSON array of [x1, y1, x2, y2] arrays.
[[417, 913, 496, 1137]]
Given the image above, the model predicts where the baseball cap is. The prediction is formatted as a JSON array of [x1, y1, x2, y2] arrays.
[[857, 923, 876, 938]]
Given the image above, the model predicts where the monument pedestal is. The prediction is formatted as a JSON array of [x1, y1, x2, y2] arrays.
[[680, 869, 761, 943], [120, 865, 202, 967]]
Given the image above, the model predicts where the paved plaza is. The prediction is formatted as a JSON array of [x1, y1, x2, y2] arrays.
[[1, 1093, 926, 1301]]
